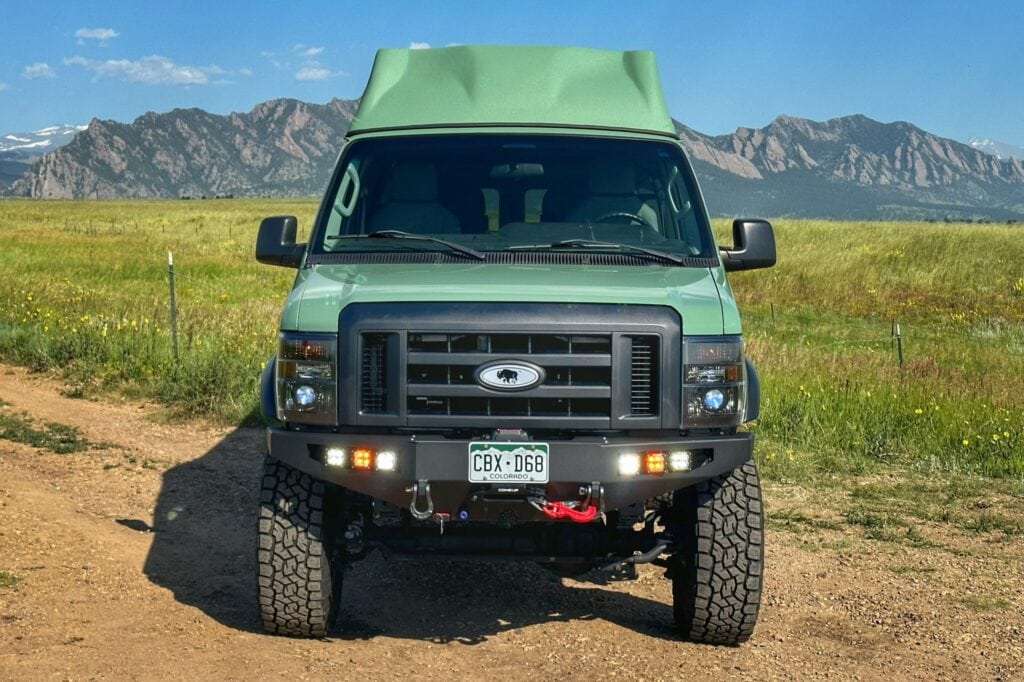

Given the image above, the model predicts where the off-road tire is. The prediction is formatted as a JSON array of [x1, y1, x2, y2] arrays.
[[257, 456, 342, 637], [670, 460, 763, 645]]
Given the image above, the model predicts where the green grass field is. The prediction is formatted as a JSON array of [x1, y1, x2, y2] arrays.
[[1, 199, 1021, 480]]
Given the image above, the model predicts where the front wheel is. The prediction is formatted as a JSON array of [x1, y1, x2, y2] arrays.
[[670, 460, 764, 645], [257, 457, 343, 637]]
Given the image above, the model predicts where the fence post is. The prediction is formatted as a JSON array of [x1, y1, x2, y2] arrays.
[[168, 251, 180, 364], [895, 322, 904, 368]]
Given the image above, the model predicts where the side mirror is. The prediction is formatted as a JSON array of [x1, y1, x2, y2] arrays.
[[719, 219, 776, 271], [256, 215, 305, 268]]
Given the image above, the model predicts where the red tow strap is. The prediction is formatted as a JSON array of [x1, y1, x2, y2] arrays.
[[538, 501, 598, 523]]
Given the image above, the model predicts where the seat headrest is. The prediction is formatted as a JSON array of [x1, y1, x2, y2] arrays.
[[385, 162, 440, 202]]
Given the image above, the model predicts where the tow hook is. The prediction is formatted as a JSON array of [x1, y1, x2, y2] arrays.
[[530, 481, 604, 523], [406, 479, 434, 520]]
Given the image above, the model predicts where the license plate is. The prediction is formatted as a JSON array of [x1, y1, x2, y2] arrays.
[[468, 442, 549, 483]]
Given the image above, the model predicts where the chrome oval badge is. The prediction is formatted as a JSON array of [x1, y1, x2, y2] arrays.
[[475, 361, 544, 391]]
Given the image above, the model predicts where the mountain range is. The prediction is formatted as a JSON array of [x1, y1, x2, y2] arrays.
[[0, 124, 86, 187], [3, 100, 1023, 220], [967, 137, 1024, 161]]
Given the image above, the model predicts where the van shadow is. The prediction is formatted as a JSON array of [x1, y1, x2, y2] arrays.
[[142, 427, 678, 643]]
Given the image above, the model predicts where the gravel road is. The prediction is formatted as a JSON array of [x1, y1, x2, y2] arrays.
[[0, 366, 1021, 680]]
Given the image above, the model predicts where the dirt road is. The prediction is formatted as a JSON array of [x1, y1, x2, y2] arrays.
[[0, 366, 1021, 680]]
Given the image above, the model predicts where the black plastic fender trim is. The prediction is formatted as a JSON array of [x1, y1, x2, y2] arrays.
[[260, 355, 276, 421], [744, 358, 760, 423]]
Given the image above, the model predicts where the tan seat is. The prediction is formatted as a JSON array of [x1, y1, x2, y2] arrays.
[[368, 162, 460, 234], [566, 161, 659, 230]]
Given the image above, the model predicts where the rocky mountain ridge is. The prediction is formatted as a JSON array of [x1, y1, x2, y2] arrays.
[[4, 99, 1023, 220], [12, 99, 357, 199], [679, 114, 1024, 219]]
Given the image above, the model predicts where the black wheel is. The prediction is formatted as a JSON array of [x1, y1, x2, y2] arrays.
[[669, 460, 763, 645], [257, 456, 343, 637]]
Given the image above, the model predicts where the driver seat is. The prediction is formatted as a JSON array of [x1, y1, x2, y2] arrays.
[[565, 161, 658, 230]]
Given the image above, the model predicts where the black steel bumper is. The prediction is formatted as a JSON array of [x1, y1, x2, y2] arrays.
[[266, 428, 753, 514]]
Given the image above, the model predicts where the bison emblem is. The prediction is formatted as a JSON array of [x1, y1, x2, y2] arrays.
[[496, 368, 519, 384], [476, 363, 543, 390]]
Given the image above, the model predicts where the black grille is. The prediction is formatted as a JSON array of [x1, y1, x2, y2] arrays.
[[341, 302, 680, 430], [629, 336, 659, 416], [406, 333, 612, 419], [360, 333, 389, 414]]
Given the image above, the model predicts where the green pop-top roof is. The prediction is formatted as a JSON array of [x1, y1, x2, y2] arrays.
[[348, 45, 676, 137]]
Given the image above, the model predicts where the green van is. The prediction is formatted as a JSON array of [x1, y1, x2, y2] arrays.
[[255, 45, 775, 645]]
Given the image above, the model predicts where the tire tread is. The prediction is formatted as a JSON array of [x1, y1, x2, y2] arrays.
[[673, 460, 763, 645], [256, 457, 338, 637]]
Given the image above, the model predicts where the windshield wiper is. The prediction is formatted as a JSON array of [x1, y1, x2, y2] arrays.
[[508, 239, 684, 265], [326, 230, 485, 261]]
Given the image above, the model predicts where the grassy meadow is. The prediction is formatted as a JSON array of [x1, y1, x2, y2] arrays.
[[0, 199, 1022, 483]]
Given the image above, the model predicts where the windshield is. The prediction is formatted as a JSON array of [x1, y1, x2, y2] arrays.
[[312, 134, 717, 263]]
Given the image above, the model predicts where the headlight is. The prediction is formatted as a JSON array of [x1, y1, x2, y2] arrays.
[[682, 336, 744, 429], [276, 332, 337, 424]]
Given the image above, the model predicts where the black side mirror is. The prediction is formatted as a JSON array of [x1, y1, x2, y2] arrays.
[[256, 215, 305, 268], [719, 219, 776, 271]]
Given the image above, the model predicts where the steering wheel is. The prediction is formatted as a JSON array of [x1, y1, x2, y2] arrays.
[[595, 211, 654, 230]]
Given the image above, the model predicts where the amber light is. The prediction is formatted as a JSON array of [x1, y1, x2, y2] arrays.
[[351, 448, 374, 470], [643, 451, 666, 475]]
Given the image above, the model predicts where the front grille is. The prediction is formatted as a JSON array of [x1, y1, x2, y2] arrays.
[[406, 333, 613, 419], [630, 336, 658, 416], [341, 302, 679, 430], [360, 333, 389, 414]]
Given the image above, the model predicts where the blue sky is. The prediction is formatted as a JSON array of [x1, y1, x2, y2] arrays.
[[1, 0, 1021, 145]]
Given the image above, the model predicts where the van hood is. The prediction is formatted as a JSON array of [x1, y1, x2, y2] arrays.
[[280, 263, 736, 335]]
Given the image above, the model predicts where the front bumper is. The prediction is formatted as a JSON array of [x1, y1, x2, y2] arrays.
[[266, 428, 753, 513]]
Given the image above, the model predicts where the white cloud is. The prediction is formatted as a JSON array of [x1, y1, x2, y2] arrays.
[[239, 67, 253, 77], [64, 55, 223, 85], [0, 81, 8, 91], [23, 62, 55, 79], [261, 51, 283, 69], [409, 42, 431, 50], [293, 44, 324, 58], [75, 27, 119, 44], [295, 65, 331, 81]]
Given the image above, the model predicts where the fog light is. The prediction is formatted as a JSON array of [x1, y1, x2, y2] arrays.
[[351, 448, 373, 470], [324, 447, 347, 468], [294, 385, 317, 407], [703, 388, 725, 411], [669, 450, 692, 472], [618, 453, 641, 476], [375, 450, 397, 472], [643, 451, 666, 474]]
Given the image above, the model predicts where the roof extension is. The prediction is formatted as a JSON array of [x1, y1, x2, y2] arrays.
[[348, 45, 675, 137]]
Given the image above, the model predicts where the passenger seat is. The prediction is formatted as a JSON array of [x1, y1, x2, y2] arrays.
[[368, 162, 461, 234]]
